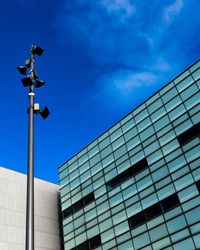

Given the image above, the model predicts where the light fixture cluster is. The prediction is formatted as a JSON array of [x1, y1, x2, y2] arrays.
[[17, 45, 45, 88], [17, 44, 50, 119]]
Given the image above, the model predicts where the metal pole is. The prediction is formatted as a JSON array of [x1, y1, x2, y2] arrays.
[[25, 52, 35, 250]]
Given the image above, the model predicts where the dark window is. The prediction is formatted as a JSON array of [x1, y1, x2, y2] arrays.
[[128, 211, 146, 229], [77, 242, 89, 250], [62, 192, 95, 220], [128, 193, 180, 229], [73, 199, 84, 212], [134, 158, 148, 174], [84, 193, 95, 205], [145, 203, 162, 220], [107, 176, 120, 190], [196, 180, 200, 193], [177, 122, 200, 146], [63, 206, 73, 218], [89, 235, 102, 249], [120, 168, 132, 182], [106, 158, 148, 191], [161, 193, 180, 212], [72, 235, 101, 250]]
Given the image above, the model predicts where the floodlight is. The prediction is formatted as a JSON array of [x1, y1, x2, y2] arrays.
[[25, 59, 31, 68], [40, 106, 50, 119], [21, 76, 33, 87], [31, 45, 44, 56], [35, 80, 45, 88], [17, 66, 27, 75]]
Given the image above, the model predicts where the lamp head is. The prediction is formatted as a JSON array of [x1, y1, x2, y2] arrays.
[[17, 66, 27, 75], [21, 76, 33, 87], [40, 106, 50, 119], [31, 44, 44, 56], [35, 80, 45, 88]]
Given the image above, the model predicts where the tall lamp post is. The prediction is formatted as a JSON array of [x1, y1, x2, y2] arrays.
[[17, 45, 50, 250]]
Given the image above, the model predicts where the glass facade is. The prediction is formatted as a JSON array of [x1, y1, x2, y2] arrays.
[[58, 59, 200, 250]]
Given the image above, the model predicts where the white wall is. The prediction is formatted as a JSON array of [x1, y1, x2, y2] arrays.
[[0, 167, 61, 250]]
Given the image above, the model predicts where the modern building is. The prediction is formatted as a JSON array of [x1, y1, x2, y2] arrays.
[[0, 166, 61, 250], [58, 59, 200, 250]]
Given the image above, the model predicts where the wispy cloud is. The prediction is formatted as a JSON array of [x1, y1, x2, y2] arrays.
[[93, 56, 170, 109], [99, 70, 158, 95], [55, 0, 200, 110], [163, 0, 184, 24], [101, 0, 135, 21]]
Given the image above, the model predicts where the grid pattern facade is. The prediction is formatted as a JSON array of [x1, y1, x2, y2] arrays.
[[58, 59, 200, 250]]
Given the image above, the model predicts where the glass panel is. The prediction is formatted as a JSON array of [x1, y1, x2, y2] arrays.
[[101, 228, 115, 244], [185, 206, 200, 225], [149, 224, 168, 242], [162, 139, 179, 156], [122, 118, 135, 133], [176, 75, 194, 92], [112, 136, 125, 150], [137, 117, 151, 132], [100, 145, 112, 159], [147, 98, 163, 114], [109, 192, 123, 207], [154, 115, 170, 132], [168, 104, 186, 121], [88, 145, 99, 158], [174, 173, 194, 191], [190, 60, 200, 72], [165, 95, 182, 112], [159, 81, 174, 96], [141, 193, 158, 209], [159, 130, 176, 146], [193, 233, 200, 249], [78, 153, 88, 166], [99, 137, 111, 150], [184, 92, 200, 110], [133, 232, 150, 249], [114, 145, 127, 159], [117, 240, 134, 250], [166, 214, 187, 234], [157, 184, 175, 201], [173, 237, 195, 250], [140, 126, 155, 141], [180, 84, 198, 100], [110, 128, 123, 142], [151, 107, 166, 122], [124, 127, 137, 142], [112, 210, 127, 225], [114, 220, 129, 236], [126, 136, 140, 151], [134, 108, 148, 124], [161, 87, 178, 103], [99, 218, 112, 232], [170, 228, 190, 244], [152, 236, 171, 250]]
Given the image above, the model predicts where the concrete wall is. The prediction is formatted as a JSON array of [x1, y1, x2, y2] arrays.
[[0, 167, 61, 250]]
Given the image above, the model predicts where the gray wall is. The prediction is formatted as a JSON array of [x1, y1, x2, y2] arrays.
[[0, 166, 61, 250]]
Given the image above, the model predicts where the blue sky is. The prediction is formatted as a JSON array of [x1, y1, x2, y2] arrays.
[[0, 0, 199, 184]]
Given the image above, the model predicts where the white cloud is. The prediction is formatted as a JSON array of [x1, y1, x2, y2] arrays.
[[98, 70, 158, 97], [101, 0, 135, 21], [163, 0, 184, 24]]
